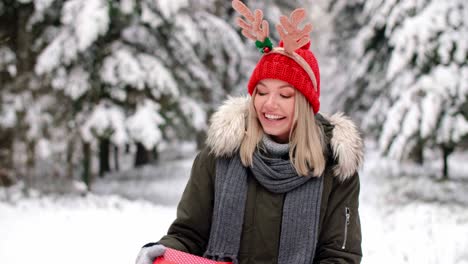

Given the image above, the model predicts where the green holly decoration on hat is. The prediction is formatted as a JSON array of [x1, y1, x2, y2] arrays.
[[255, 37, 273, 54]]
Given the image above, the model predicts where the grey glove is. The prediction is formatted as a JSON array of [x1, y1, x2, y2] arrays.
[[135, 243, 166, 264]]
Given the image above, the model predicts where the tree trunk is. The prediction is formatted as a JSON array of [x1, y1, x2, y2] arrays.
[[82, 142, 92, 189], [441, 144, 454, 181], [125, 143, 131, 154], [25, 140, 36, 187], [15, 3, 35, 187], [152, 146, 159, 163], [134, 142, 151, 167], [0, 128, 14, 186], [66, 137, 75, 180], [409, 140, 424, 165], [99, 138, 111, 177], [16, 3, 34, 74], [0, 168, 14, 187], [113, 145, 120, 171]]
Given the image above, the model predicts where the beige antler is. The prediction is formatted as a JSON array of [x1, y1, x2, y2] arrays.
[[232, 0, 269, 42], [276, 8, 312, 53]]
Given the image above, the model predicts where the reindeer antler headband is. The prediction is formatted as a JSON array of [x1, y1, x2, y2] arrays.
[[232, 0, 318, 93]]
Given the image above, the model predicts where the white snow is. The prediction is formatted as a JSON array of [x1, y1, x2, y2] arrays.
[[121, 26, 161, 56], [156, 0, 189, 19], [61, 0, 109, 51], [24, 95, 54, 140], [379, 64, 467, 159], [0, 46, 16, 77], [120, 0, 135, 15], [126, 100, 165, 150], [141, 1, 163, 28], [195, 11, 245, 85], [80, 101, 128, 146], [0, 193, 176, 264], [360, 143, 468, 263], [36, 138, 52, 159], [100, 47, 146, 90], [52, 66, 90, 100], [140, 54, 179, 98], [35, 0, 110, 74], [27, 0, 56, 25], [179, 97, 207, 131], [319, 0, 467, 162], [0, 101, 17, 128], [174, 14, 200, 45], [100, 45, 179, 97], [79, 98, 168, 149]]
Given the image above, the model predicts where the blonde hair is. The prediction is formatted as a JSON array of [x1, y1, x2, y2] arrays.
[[239, 89, 326, 177]]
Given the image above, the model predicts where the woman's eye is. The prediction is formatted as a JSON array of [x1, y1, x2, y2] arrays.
[[280, 94, 292, 98], [258, 92, 267, 96]]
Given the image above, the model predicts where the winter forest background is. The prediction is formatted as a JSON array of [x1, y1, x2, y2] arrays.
[[0, 0, 467, 263]]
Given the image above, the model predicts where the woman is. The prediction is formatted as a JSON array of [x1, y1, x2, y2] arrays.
[[136, 1, 363, 263]]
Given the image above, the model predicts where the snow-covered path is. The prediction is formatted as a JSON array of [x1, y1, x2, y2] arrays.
[[359, 146, 468, 263], [1, 146, 468, 264], [0, 157, 195, 264], [0, 194, 175, 264]]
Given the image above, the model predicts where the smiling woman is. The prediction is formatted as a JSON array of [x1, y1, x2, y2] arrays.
[[242, 78, 326, 178], [135, 1, 364, 264]]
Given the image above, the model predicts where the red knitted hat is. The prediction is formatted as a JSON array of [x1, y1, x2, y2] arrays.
[[232, 0, 321, 113], [247, 41, 320, 113]]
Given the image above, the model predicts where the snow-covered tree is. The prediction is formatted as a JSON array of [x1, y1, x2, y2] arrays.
[[36, 0, 246, 138], [0, 47, 17, 179], [0, 0, 61, 185], [311, 0, 365, 113], [324, 0, 467, 178], [0, 0, 251, 187]]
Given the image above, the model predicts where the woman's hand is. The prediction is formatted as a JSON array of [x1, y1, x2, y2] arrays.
[[135, 243, 166, 264]]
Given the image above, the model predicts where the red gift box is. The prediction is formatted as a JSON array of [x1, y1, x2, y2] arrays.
[[153, 248, 232, 264]]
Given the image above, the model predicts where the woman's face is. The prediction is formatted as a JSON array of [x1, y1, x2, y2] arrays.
[[254, 79, 296, 143]]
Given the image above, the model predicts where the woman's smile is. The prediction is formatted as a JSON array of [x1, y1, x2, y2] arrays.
[[263, 113, 286, 120]]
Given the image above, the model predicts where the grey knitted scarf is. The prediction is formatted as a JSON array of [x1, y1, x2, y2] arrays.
[[204, 136, 324, 264]]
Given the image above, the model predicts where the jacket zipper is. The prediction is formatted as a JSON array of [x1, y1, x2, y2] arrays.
[[342, 207, 350, 250]]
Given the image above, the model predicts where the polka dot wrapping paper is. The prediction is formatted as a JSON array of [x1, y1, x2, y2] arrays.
[[153, 248, 232, 264]]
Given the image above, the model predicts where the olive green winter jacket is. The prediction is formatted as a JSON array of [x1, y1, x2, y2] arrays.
[[158, 97, 363, 264]]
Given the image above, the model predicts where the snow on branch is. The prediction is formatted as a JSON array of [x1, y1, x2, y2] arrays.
[[387, 0, 465, 80], [51, 66, 90, 100], [379, 65, 467, 159], [179, 97, 207, 131], [80, 101, 128, 146], [100, 44, 179, 99], [35, 0, 110, 74], [126, 100, 164, 150]]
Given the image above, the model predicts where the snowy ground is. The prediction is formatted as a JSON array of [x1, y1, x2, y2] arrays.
[[359, 143, 468, 264], [1, 143, 468, 264]]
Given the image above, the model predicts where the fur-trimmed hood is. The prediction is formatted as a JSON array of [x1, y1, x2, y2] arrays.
[[206, 96, 364, 181]]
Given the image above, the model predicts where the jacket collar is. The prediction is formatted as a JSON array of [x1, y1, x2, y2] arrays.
[[206, 96, 364, 181]]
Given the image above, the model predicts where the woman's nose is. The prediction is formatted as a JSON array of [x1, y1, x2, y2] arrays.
[[264, 94, 278, 109]]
